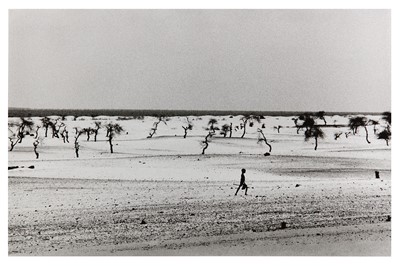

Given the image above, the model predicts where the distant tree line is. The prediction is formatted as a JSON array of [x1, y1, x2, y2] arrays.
[[8, 111, 391, 159]]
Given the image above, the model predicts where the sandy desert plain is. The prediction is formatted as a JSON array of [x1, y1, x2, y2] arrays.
[[8, 113, 391, 256]]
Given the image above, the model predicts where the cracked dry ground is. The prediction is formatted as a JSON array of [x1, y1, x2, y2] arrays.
[[8, 171, 390, 255]]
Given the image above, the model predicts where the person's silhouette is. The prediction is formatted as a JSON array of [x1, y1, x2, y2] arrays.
[[235, 168, 248, 196]]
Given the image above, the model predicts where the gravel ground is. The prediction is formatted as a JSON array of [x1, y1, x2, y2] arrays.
[[8, 155, 391, 256]]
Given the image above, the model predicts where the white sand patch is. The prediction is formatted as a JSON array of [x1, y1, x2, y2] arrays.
[[8, 115, 391, 255]]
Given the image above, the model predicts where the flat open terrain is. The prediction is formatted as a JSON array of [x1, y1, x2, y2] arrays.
[[8, 115, 391, 255]]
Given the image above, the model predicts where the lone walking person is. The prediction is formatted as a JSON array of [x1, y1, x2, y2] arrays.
[[235, 168, 248, 196]]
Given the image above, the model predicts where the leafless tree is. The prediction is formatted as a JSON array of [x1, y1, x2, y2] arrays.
[[377, 128, 391, 146], [201, 131, 215, 155], [257, 128, 272, 153], [93, 122, 102, 142], [8, 135, 18, 152], [81, 127, 93, 141], [382, 111, 391, 126], [182, 117, 193, 139], [348, 116, 370, 144], [74, 130, 83, 158], [208, 118, 218, 133], [105, 123, 124, 153], [56, 121, 65, 134], [296, 113, 315, 135], [65, 130, 69, 143], [60, 125, 69, 143], [40, 117, 51, 137], [49, 119, 61, 138], [148, 117, 167, 138], [241, 115, 262, 138], [8, 118, 35, 151], [292, 118, 299, 127], [18, 118, 35, 143], [274, 125, 282, 133], [334, 132, 342, 140], [368, 119, 380, 134], [315, 111, 327, 125], [220, 124, 230, 138], [73, 127, 80, 135], [305, 126, 325, 150], [33, 139, 40, 159], [34, 126, 40, 139]]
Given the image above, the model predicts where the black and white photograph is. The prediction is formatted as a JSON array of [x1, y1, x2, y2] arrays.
[[6, 6, 393, 257]]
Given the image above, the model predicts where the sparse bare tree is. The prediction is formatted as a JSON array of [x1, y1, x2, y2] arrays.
[[316, 111, 327, 125], [305, 126, 325, 150], [60, 126, 69, 143], [201, 131, 214, 155], [93, 122, 102, 142], [74, 142, 80, 158], [148, 117, 167, 138], [257, 128, 272, 153], [105, 126, 110, 137], [334, 132, 342, 140], [348, 116, 370, 144], [348, 116, 361, 135], [40, 117, 51, 137], [241, 115, 262, 138], [8, 118, 35, 151], [368, 119, 380, 134], [377, 128, 391, 146], [81, 127, 93, 141], [292, 118, 299, 128], [33, 139, 40, 159], [65, 130, 69, 143], [382, 111, 391, 126], [296, 126, 303, 134], [105, 123, 124, 153], [49, 119, 61, 138], [208, 118, 218, 133], [34, 126, 40, 139], [50, 122, 58, 138], [297, 113, 315, 135], [74, 130, 83, 158], [56, 121, 65, 134], [274, 125, 282, 133], [182, 117, 193, 139], [8, 135, 18, 152], [18, 118, 35, 143], [220, 124, 230, 138]]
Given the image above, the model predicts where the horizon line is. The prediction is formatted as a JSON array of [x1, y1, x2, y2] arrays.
[[8, 107, 388, 116]]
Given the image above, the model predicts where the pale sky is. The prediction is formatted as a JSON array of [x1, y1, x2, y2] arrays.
[[9, 9, 390, 112]]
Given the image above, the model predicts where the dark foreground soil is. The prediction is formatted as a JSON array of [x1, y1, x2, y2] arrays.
[[9, 172, 391, 256]]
